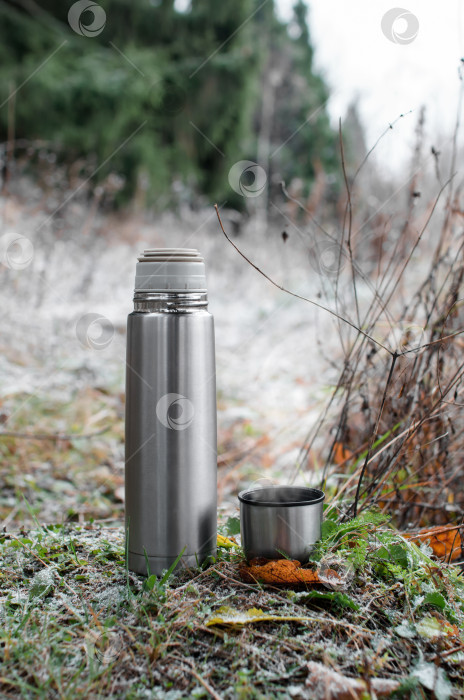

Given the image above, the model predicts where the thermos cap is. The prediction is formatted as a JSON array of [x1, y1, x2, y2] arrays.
[[134, 248, 207, 292]]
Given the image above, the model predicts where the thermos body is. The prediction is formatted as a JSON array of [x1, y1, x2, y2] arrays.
[[125, 249, 217, 576]]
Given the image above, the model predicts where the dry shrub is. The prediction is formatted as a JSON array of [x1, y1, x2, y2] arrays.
[[312, 111, 464, 529], [218, 101, 464, 532]]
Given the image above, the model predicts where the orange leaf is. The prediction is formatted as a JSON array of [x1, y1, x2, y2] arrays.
[[332, 442, 353, 466], [239, 558, 333, 586], [404, 525, 462, 562]]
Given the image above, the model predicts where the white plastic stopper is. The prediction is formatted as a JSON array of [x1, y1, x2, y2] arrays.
[[134, 248, 207, 292]]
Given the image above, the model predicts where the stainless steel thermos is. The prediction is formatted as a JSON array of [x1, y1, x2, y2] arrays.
[[125, 248, 217, 575]]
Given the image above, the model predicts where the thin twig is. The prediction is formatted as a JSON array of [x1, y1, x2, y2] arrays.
[[339, 118, 360, 327], [352, 352, 399, 516], [214, 204, 391, 354]]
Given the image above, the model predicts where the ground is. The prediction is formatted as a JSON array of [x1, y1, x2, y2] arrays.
[[1, 514, 463, 698]]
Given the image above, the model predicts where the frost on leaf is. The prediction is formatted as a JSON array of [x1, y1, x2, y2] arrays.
[[411, 660, 452, 700], [206, 605, 319, 628], [29, 567, 56, 600], [404, 525, 463, 562], [395, 619, 416, 639], [416, 616, 459, 640], [305, 661, 400, 699]]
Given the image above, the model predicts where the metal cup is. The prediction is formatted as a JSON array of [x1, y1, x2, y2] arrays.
[[238, 486, 325, 563]]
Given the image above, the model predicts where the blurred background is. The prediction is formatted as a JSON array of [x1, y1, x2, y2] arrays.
[[1, 0, 463, 529]]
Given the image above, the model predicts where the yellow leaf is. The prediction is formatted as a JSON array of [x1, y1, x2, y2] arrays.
[[416, 616, 459, 640], [205, 605, 314, 628], [217, 534, 237, 549]]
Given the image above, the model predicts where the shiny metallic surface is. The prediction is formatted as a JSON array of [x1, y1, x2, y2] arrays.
[[125, 288, 217, 576], [239, 486, 324, 563], [133, 291, 208, 313]]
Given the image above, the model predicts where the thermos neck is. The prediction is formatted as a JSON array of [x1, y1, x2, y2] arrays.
[[132, 248, 209, 312], [133, 290, 208, 313]]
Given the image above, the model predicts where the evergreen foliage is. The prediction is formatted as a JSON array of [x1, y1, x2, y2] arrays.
[[0, 0, 338, 207]]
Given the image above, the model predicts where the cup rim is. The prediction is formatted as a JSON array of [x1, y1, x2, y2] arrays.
[[238, 486, 325, 507]]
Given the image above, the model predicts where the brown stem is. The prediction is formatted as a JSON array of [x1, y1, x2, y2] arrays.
[[352, 352, 399, 516], [214, 204, 391, 354]]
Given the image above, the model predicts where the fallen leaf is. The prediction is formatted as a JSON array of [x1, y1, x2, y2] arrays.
[[206, 605, 319, 629], [404, 525, 462, 562], [332, 441, 353, 466], [305, 661, 400, 699], [416, 616, 459, 640], [217, 534, 237, 549], [29, 568, 56, 600], [239, 558, 329, 585], [317, 557, 354, 590], [411, 660, 452, 700], [395, 619, 416, 639]]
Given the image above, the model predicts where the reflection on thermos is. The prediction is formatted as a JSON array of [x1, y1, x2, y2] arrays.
[[125, 248, 217, 575]]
